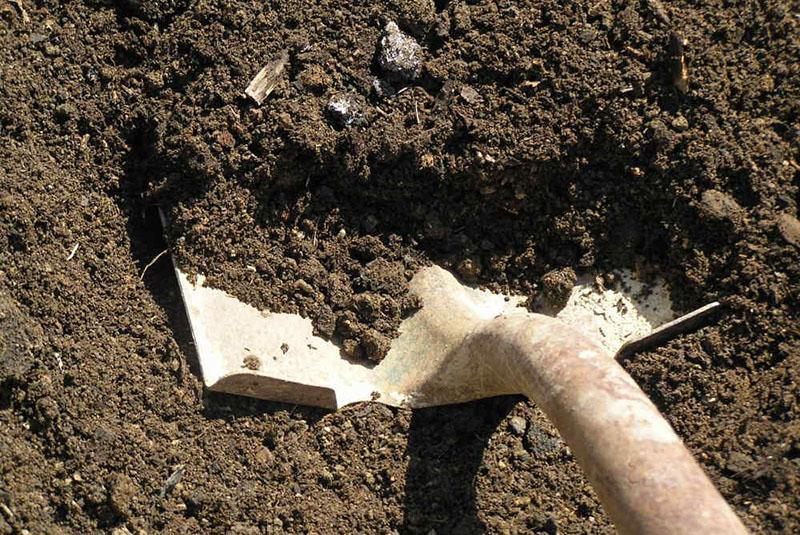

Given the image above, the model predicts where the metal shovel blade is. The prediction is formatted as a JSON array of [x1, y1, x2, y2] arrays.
[[173, 262, 670, 410]]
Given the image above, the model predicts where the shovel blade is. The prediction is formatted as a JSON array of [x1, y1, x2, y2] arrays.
[[172, 259, 676, 409]]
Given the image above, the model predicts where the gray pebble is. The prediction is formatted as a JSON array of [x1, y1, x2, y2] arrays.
[[509, 415, 527, 436], [326, 93, 366, 128], [777, 213, 800, 246], [378, 22, 423, 82]]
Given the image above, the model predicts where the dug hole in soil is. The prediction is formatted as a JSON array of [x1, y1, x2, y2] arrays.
[[1, 0, 799, 532]]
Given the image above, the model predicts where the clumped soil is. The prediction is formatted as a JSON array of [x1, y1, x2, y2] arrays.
[[1, 0, 799, 533]]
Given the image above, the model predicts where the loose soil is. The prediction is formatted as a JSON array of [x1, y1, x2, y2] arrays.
[[1, 0, 799, 533]]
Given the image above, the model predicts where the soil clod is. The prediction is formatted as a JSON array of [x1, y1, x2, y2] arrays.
[[541, 268, 578, 309], [699, 190, 745, 224]]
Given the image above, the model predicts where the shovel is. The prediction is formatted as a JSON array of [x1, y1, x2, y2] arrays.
[[168, 254, 746, 533]]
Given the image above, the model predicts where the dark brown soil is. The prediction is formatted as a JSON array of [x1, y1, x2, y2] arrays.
[[1, 0, 798, 533]]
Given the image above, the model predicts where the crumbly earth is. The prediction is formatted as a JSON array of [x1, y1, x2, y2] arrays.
[[1, 0, 798, 533]]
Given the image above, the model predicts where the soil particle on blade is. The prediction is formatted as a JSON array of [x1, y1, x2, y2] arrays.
[[540, 268, 578, 309]]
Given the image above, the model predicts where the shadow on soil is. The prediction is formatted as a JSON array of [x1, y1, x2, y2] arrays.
[[402, 397, 518, 533]]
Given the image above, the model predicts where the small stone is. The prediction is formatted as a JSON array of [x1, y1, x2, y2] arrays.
[[524, 425, 563, 458], [378, 22, 423, 82], [513, 496, 532, 507], [30, 33, 48, 44], [777, 213, 800, 246], [509, 416, 527, 436], [460, 85, 482, 104], [725, 451, 755, 474], [108, 473, 138, 518], [94, 425, 116, 443], [671, 115, 689, 131], [326, 93, 366, 128], [255, 447, 273, 464]]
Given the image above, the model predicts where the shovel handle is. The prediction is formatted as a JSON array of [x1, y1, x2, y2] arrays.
[[484, 315, 747, 534]]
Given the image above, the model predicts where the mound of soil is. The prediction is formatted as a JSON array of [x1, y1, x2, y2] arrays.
[[1, 0, 798, 532]]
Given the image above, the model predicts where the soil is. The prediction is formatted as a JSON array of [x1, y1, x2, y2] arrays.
[[1, 0, 799, 533]]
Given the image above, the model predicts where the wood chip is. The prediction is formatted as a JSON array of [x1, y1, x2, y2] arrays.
[[669, 32, 689, 94], [245, 49, 289, 105]]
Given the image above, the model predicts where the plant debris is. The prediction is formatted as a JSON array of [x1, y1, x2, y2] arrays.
[[669, 32, 689, 94], [245, 49, 289, 105], [160, 465, 185, 498]]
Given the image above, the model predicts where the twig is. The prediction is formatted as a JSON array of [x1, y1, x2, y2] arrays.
[[140, 249, 168, 280], [414, 96, 420, 125], [66, 243, 79, 261]]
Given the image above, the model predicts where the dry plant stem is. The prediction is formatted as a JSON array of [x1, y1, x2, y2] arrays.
[[140, 249, 168, 280], [477, 315, 747, 534]]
